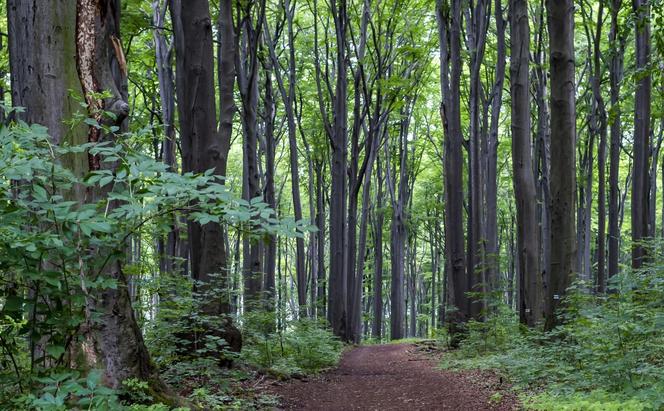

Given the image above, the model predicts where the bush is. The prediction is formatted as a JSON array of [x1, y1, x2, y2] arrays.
[[441, 266, 664, 410], [241, 313, 343, 377]]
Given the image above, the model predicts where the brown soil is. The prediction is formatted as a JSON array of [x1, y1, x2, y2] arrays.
[[269, 343, 519, 411]]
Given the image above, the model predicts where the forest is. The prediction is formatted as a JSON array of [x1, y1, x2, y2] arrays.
[[0, 0, 663, 409]]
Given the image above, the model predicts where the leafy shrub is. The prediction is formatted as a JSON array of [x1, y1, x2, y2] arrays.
[[241, 313, 342, 377], [441, 265, 664, 410]]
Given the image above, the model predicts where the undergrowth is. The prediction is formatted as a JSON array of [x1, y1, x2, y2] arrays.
[[440, 267, 664, 411]]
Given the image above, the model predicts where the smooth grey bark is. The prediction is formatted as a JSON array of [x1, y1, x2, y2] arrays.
[[152, 0, 182, 278], [372, 156, 385, 339], [261, 54, 277, 306], [170, 0, 233, 315], [236, 0, 266, 307], [437, 0, 469, 332], [264, 0, 306, 316], [464, 0, 489, 320], [545, 0, 577, 330], [214, 0, 237, 297], [589, 2, 608, 292], [484, 0, 506, 296], [631, 0, 651, 269], [533, 2, 551, 295], [328, 0, 350, 340], [608, 0, 625, 281], [510, 0, 542, 326]]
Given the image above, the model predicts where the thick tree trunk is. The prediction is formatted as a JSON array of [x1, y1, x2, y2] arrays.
[[437, 0, 468, 335], [545, 0, 577, 330], [328, 0, 349, 340], [631, 0, 651, 269], [8, 0, 177, 400], [171, 0, 230, 313], [510, 0, 542, 326]]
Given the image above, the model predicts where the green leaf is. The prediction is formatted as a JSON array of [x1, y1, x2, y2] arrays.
[[46, 345, 66, 359]]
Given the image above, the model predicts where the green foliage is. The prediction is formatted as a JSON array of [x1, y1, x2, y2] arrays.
[[28, 370, 121, 410], [0, 119, 309, 409], [441, 266, 664, 410], [241, 313, 343, 377]]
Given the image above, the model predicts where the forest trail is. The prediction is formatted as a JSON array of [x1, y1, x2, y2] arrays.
[[270, 343, 519, 410]]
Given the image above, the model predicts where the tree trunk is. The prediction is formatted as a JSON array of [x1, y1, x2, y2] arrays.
[[485, 0, 506, 297], [608, 0, 625, 281], [465, 0, 489, 320], [510, 0, 542, 326], [631, 0, 651, 269], [8, 0, 178, 399], [152, 0, 181, 278], [236, 0, 266, 307], [328, 0, 349, 340], [545, 0, 577, 330], [437, 0, 468, 335], [591, 2, 608, 292]]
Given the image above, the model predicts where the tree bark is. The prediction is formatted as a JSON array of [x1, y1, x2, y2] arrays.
[[631, 0, 651, 269], [8, 0, 178, 399], [545, 0, 577, 330], [437, 0, 469, 334], [608, 0, 625, 281], [236, 0, 266, 307], [510, 0, 542, 326]]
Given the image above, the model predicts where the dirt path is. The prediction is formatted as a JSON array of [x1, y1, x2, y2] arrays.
[[270, 343, 518, 410]]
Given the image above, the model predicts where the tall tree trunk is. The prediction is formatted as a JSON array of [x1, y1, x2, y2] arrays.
[[510, 0, 542, 326], [545, 0, 577, 330], [591, 2, 608, 292], [608, 0, 625, 281], [8, 0, 177, 399], [152, 0, 181, 278], [328, 0, 349, 340], [631, 0, 651, 268], [465, 0, 489, 320], [372, 156, 385, 339], [236, 0, 266, 307], [437, 0, 468, 337], [261, 56, 277, 307], [485, 0, 506, 297], [264, 0, 305, 314]]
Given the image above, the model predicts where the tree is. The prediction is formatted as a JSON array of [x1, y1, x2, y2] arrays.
[[8, 0, 176, 398], [510, 0, 542, 326], [437, 0, 469, 336], [545, 0, 577, 330], [631, 0, 651, 269]]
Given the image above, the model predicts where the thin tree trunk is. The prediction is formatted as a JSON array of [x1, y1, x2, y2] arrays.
[[608, 0, 625, 281]]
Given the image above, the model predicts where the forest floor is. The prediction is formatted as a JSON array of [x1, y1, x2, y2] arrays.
[[268, 343, 520, 410]]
